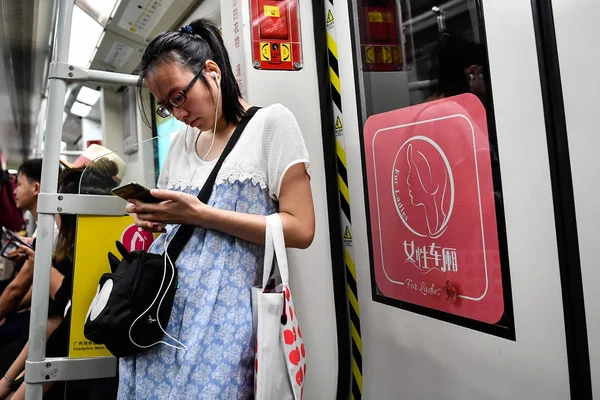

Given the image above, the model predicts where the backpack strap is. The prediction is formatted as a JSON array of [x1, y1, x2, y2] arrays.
[[164, 106, 261, 262]]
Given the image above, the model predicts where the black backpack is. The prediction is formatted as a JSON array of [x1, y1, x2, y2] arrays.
[[83, 107, 260, 357]]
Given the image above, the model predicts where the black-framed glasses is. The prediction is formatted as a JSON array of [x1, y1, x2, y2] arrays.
[[156, 66, 205, 118]]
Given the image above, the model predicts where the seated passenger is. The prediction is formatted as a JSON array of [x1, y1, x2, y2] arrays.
[[0, 158, 124, 400], [0, 147, 126, 346], [0, 162, 25, 233], [0, 159, 53, 351], [4, 159, 43, 267]]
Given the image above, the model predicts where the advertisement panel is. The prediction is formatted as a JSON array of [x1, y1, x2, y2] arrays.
[[363, 94, 510, 329]]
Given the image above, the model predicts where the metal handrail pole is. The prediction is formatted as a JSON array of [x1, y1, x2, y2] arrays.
[[25, 0, 74, 398]]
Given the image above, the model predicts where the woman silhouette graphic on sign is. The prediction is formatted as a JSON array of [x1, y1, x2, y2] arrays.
[[406, 143, 451, 238]]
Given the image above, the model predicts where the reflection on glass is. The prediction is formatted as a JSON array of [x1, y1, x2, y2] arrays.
[[428, 34, 486, 105], [357, 0, 489, 114], [155, 116, 185, 173]]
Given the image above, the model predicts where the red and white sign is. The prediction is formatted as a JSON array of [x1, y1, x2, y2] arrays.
[[121, 224, 155, 252], [363, 94, 504, 323]]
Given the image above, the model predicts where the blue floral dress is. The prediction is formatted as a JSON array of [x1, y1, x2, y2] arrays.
[[117, 104, 310, 399]]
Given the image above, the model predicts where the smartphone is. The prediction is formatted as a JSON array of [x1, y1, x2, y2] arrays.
[[1, 239, 19, 259], [1, 226, 33, 250], [111, 182, 162, 203]]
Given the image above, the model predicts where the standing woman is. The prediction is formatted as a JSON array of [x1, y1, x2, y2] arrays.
[[119, 18, 315, 399]]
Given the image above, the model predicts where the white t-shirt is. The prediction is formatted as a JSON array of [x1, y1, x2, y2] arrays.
[[31, 222, 59, 251], [158, 104, 310, 199]]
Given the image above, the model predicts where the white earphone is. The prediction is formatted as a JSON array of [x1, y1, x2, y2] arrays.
[[211, 71, 219, 88]]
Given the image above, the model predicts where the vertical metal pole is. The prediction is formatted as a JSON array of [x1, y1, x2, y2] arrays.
[[25, 0, 74, 399]]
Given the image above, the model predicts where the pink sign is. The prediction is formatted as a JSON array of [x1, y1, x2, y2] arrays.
[[121, 224, 155, 252], [363, 94, 504, 323]]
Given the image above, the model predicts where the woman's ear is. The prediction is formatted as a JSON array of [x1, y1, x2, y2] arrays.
[[204, 60, 221, 82], [465, 64, 483, 78]]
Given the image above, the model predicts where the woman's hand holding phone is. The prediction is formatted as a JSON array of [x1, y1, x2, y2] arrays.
[[126, 201, 166, 233], [5, 247, 26, 264], [126, 189, 206, 228], [18, 245, 35, 263]]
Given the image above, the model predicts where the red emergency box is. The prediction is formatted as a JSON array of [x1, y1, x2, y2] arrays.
[[250, 0, 303, 71], [359, 1, 404, 71]]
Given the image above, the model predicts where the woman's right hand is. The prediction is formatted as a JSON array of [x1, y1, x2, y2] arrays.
[[6, 248, 26, 265], [18, 246, 35, 263], [125, 202, 165, 232]]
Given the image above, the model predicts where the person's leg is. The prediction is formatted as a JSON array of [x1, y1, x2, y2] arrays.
[[0, 334, 27, 376], [0, 311, 30, 345]]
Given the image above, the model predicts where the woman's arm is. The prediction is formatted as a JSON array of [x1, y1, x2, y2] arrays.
[[49, 268, 65, 300], [0, 262, 33, 321], [202, 163, 314, 248], [16, 288, 32, 311], [128, 163, 315, 249]]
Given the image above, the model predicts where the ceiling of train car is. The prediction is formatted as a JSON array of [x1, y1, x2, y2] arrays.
[[0, 0, 202, 168], [0, 0, 54, 168]]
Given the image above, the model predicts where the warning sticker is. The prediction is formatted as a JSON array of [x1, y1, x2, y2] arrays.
[[281, 43, 291, 62], [326, 9, 335, 30], [344, 226, 352, 240], [335, 116, 343, 131], [327, 10, 334, 24], [365, 46, 375, 64], [260, 42, 271, 61], [344, 226, 353, 246], [264, 5, 280, 18]]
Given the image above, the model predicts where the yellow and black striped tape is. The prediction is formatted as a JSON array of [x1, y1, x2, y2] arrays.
[[325, 2, 363, 399]]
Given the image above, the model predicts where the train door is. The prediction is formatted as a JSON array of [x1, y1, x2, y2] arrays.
[[550, 0, 600, 396], [328, 0, 584, 398]]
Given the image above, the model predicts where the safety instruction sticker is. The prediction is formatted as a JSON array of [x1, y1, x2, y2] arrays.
[[69, 216, 157, 358], [281, 43, 291, 62], [264, 5, 280, 17], [365, 46, 375, 64], [343, 226, 353, 247], [326, 10, 335, 28], [375, 47, 392, 64], [335, 116, 343, 131], [260, 42, 271, 61]]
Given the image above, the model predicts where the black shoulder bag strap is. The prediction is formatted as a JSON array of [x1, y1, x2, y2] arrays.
[[163, 106, 261, 261]]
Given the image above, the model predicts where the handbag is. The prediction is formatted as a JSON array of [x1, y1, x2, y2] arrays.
[[252, 214, 307, 400], [83, 107, 261, 357]]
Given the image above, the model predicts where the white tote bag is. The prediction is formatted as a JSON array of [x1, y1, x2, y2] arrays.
[[252, 214, 306, 400]]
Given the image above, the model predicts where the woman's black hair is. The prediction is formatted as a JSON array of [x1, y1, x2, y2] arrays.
[[136, 18, 244, 126]]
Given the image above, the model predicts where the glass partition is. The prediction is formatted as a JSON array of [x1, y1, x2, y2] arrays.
[[353, 0, 514, 338]]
